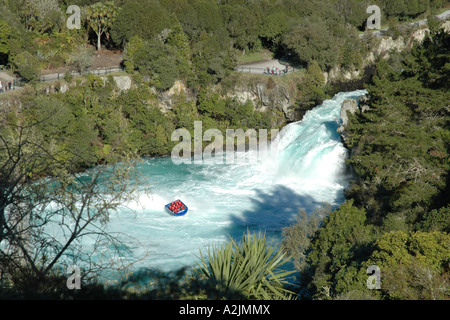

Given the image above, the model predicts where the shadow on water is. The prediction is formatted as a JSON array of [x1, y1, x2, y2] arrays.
[[322, 120, 341, 140], [224, 184, 323, 242]]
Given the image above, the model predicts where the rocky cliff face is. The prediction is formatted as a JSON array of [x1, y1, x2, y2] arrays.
[[152, 76, 299, 125], [337, 96, 370, 151], [228, 81, 295, 120], [219, 74, 302, 124], [337, 98, 359, 148]]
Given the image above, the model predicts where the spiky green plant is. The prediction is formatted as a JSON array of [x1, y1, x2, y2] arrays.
[[193, 230, 296, 300]]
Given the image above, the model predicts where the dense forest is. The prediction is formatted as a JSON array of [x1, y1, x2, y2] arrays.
[[0, 0, 444, 84], [0, 0, 449, 300]]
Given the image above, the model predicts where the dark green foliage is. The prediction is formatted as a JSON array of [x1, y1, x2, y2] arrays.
[[295, 61, 328, 117], [379, 0, 441, 21], [221, 4, 259, 51], [259, 11, 289, 51], [10, 51, 40, 82], [0, 18, 10, 64], [281, 0, 367, 71], [403, 29, 450, 90], [190, 30, 236, 88], [111, 0, 379, 86], [283, 16, 340, 71], [367, 230, 450, 300], [345, 30, 450, 226], [110, 0, 174, 47], [334, 0, 368, 29], [300, 200, 375, 299], [416, 206, 450, 233], [1, 0, 446, 87], [131, 39, 181, 91]]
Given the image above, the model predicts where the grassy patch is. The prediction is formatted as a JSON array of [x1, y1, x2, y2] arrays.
[[237, 50, 273, 64]]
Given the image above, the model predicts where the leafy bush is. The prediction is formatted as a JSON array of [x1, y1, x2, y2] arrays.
[[12, 51, 40, 82], [367, 231, 450, 300], [68, 46, 94, 74]]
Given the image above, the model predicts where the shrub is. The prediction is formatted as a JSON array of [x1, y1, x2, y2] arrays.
[[12, 51, 40, 82], [193, 231, 295, 300]]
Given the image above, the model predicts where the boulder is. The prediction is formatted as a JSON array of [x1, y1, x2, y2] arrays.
[[113, 76, 132, 91], [339, 98, 358, 128]]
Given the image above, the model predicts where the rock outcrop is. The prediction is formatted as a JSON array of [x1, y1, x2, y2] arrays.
[[337, 98, 359, 146], [222, 75, 301, 123], [113, 76, 132, 91], [337, 96, 371, 148], [158, 80, 195, 113], [338, 99, 358, 129]]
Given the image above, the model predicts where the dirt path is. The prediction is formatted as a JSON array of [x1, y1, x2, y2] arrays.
[[41, 48, 123, 76], [0, 71, 16, 82], [236, 59, 296, 75]]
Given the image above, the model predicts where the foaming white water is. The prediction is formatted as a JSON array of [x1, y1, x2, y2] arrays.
[[73, 90, 367, 274]]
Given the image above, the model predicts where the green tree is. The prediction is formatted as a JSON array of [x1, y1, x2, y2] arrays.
[[190, 0, 224, 37], [367, 230, 450, 299], [334, 0, 367, 29], [259, 11, 289, 51], [380, 0, 435, 20], [282, 206, 330, 272], [296, 61, 327, 115], [344, 30, 450, 225], [190, 31, 236, 87], [416, 206, 450, 233], [19, 0, 65, 34], [302, 200, 375, 299], [283, 16, 339, 71], [196, 89, 226, 120], [0, 18, 11, 64], [111, 0, 173, 47], [11, 51, 40, 82], [123, 35, 144, 72], [86, 1, 117, 51], [166, 22, 191, 61], [132, 39, 180, 91], [221, 5, 259, 52], [403, 29, 450, 90]]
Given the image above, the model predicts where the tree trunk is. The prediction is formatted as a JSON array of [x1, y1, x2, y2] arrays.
[[97, 26, 102, 51]]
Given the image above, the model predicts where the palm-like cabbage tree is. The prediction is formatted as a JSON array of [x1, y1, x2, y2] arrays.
[[86, 1, 117, 51]]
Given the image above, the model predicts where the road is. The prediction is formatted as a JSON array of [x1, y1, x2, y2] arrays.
[[0, 71, 21, 93], [0, 67, 124, 94]]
